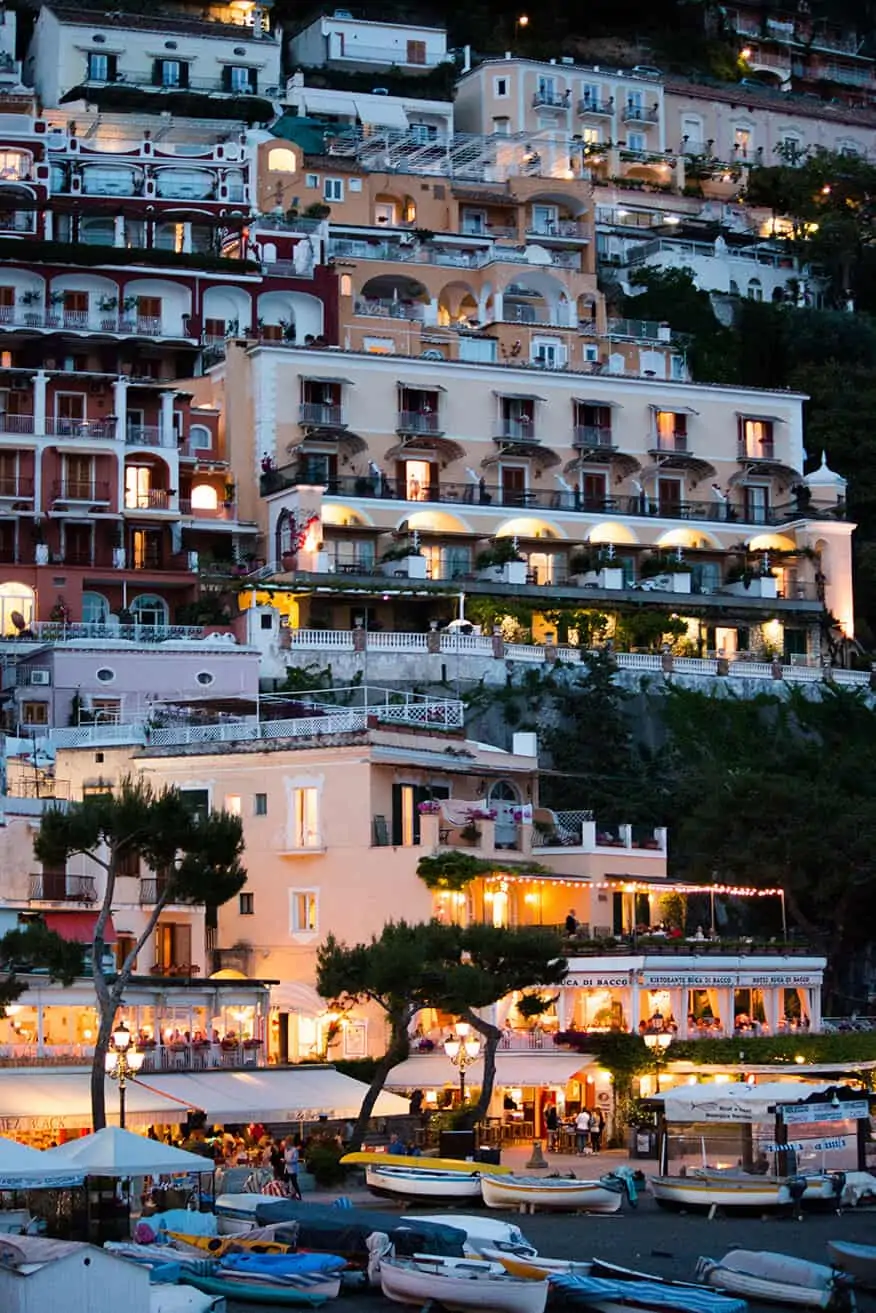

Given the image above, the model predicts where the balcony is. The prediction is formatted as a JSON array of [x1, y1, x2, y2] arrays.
[[139, 877, 168, 905], [124, 489, 173, 511], [354, 297, 425, 321], [738, 440, 777, 462], [493, 418, 539, 442], [525, 218, 587, 240], [606, 317, 671, 341], [126, 425, 175, 448], [299, 402, 346, 428], [532, 89, 571, 110], [504, 304, 554, 325], [45, 418, 116, 440], [650, 432, 689, 454], [179, 498, 238, 521], [0, 475, 34, 498], [51, 480, 111, 504], [578, 96, 614, 116], [0, 414, 35, 436], [28, 874, 97, 902], [573, 425, 615, 451], [622, 103, 659, 123], [397, 411, 444, 435], [0, 1038, 267, 1071]]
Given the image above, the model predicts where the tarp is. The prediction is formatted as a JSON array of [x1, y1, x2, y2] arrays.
[[0, 1070, 187, 1131], [255, 1202, 467, 1260], [660, 1081, 834, 1124], [146, 1067, 410, 1122], [42, 1127, 213, 1178], [384, 1052, 590, 1090]]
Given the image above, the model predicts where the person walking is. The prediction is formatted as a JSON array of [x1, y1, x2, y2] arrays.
[[270, 1138, 285, 1181], [589, 1107, 604, 1153], [284, 1136, 303, 1199], [575, 1106, 591, 1154]]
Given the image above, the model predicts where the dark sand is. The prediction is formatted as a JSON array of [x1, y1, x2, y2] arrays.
[[225, 1193, 876, 1311]]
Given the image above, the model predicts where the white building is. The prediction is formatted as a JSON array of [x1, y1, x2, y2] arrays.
[[25, 2, 282, 111], [288, 13, 450, 73], [283, 72, 454, 142]]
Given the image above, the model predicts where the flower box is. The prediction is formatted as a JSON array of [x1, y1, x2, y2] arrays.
[[476, 561, 527, 585], [725, 576, 778, 599], [580, 567, 625, 590], [380, 555, 428, 579]]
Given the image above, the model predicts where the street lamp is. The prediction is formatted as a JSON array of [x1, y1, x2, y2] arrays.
[[643, 1028, 672, 1093], [104, 1021, 144, 1129], [514, 14, 529, 44], [443, 1021, 481, 1103]]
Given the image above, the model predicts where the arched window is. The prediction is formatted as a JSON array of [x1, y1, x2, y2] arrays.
[[189, 424, 212, 452], [190, 484, 219, 510], [268, 147, 297, 173], [729, 279, 740, 296], [0, 582, 35, 635], [488, 779, 521, 850], [340, 273, 352, 297], [82, 591, 110, 626], [747, 278, 763, 302], [130, 593, 169, 628]]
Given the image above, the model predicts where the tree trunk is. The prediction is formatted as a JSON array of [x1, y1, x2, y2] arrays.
[[461, 1010, 500, 1128], [347, 1010, 412, 1153], [90, 1004, 117, 1131]]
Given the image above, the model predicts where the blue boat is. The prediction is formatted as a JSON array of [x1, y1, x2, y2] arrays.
[[550, 1274, 748, 1313]]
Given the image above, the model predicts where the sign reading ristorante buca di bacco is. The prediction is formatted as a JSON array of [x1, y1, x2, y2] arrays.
[[640, 972, 823, 988]]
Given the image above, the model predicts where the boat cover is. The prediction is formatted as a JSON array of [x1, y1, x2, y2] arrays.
[[717, 1252, 834, 1289], [219, 1252, 347, 1282], [255, 1201, 467, 1259], [551, 1275, 748, 1313]]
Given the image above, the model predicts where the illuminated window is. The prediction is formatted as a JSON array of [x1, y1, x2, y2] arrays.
[[268, 147, 297, 172], [225, 794, 242, 815], [290, 889, 318, 933], [292, 787, 320, 849], [190, 484, 219, 510], [125, 465, 151, 508], [340, 273, 352, 297]]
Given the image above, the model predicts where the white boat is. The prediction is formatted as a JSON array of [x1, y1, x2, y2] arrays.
[[379, 1253, 548, 1313], [482, 1249, 592, 1279], [651, 1175, 791, 1210], [410, 1215, 538, 1259], [481, 1174, 623, 1213], [696, 1250, 852, 1309], [365, 1163, 482, 1202], [151, 1286, 225, 1313], [214, 1193, 281, 1235], [828, 1241, 876, 1287]]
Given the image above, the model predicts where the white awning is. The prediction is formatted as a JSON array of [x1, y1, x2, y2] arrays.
[[650, 403, 699, 416], [385, 1052, 590, 1090], [660, 1080, 834, 1123], [354, 96, 410, 129], [149, 1068, 410, 1122], [735, 411, 787, 423], [0, 1070, 187, 1131], [270, 981, 326, 1013], [302, 90, 358, 117]]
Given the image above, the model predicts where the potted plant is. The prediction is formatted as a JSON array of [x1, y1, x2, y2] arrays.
[[724, 559, 778, 599], [638, 552, 693, 594], [458, 819, 481, 844], [380, 541, 427, 579], [569, 548, 624, 590], [223, 481, 236, 508], [475, 537, 527, 585]]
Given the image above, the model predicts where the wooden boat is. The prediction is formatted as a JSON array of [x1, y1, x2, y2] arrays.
[[481, 1174, 623, 1214], [379, 1253, 548, 1313], [550, 1273, 747, 1313], [696, 1250, 852, 1309], [341, 1151, 509, 1176], [651, 1175, 792, 1210], [690, 1169, 843, 1206], [482, 1248, 591, 1279], [365, 1163, 483, 1203], [828, 1241, 876, 1287], [410, 1215, 538, 1259], [183, 1271, 330, 1307]]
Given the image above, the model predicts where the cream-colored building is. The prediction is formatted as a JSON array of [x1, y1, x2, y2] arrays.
[[191, 340, 853, 658], [17, 711, 824, 1067]]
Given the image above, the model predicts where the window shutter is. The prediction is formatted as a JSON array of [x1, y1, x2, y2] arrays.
[[391, 783, 403, 846]]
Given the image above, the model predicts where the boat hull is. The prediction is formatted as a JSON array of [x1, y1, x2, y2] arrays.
[[651, 1177, 791, 1210], [379, 1255, 548, 1313], [481, 1175, 622, 1213], [342, 1152, 508, 1176], [183, 1272, 329, 1306], [828, 1241, 876, 1287], [697, 1251, 841, 1308], [365, 1165, 482, 1202]]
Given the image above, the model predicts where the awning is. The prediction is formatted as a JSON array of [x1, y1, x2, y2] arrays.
[[354, 96, 410, 129], [573, 397, 622, 408], [0, 1070, 186, 1130], [42, 912, 116, 944], [270, 981, 326, 1013], [493, 391, 545, 402], [483, 441, 561, 470], [300, 375, 353, 387], [289, 432, 368, 456], [650, 404, 699, 416], [385, 435, 465, 462], [735, 412, 787, 424], [148, 1068, 410, 1122], [385, 1052, 590, 1091], [660, 1081, 834, 1124], [302, 90, 358, 117], [566, 452, 641, 477], [397, 380, 446, 392], [730, 461, 801, 486], [645, 452, 716, 480]]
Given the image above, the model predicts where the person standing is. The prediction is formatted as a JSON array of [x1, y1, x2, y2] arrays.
[[544, 1102, 559, 1151], [575, 1106, 591, 1154], [589, 1107, 604, 1153], [565, 909, 578, 936], [284, 1136, 303, 1199]]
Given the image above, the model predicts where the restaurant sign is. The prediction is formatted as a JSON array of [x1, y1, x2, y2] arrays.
[[641, 972, 821, 988], [564, 974, 632, 988], [778, 1100, 869, 1124]]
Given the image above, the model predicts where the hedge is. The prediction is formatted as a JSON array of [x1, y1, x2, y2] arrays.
[[0, 238, 260, 276]]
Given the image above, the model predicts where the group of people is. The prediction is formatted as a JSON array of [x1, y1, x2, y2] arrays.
[[544, 1104, 605, 1154]]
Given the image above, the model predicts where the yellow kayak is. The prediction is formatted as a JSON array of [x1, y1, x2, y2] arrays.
[[167, 1232, 292, 1257], [339, 1152, 509, 1176]]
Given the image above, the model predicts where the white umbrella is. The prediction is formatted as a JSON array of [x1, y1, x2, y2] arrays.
[[41, 1126, 212, 1178]]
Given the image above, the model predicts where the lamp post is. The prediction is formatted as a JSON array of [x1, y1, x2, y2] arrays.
[[443, 1021, 481, 1103], [104, 1021, 144, 1129], [515, 13, 529, 43], [643, 1028, 672, 1093]]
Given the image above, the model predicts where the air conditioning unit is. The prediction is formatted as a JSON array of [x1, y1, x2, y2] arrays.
[[30, 670, 51, 686]]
